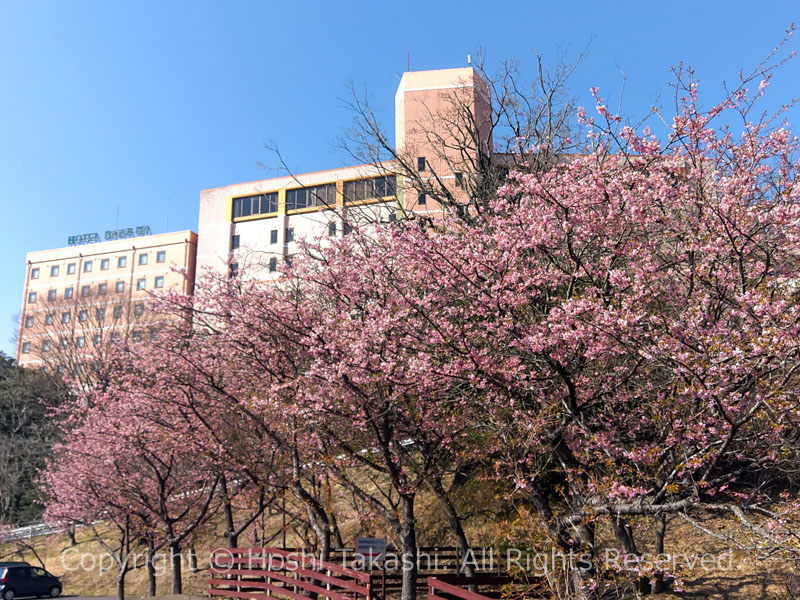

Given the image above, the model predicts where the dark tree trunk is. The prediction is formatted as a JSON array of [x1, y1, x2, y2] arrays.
[[170, 541, 183, 595], [400, 494, 418, 600], [67, 525, 77, 546], [430, 479, 474, 577], [116, 573, 126, 600], [652, 513, 668, 594], [221, 476, 239, 548], [610, 516, 648, 594]]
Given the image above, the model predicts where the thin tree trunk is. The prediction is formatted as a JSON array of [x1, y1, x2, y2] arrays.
[[116, 573, 126, 600], [147, 548, 157, 597], [610, 516, 647, 594], [652, 513, 667, 594], [400, 494, 418, 600], [430, 479, 474, 577], [170, 541, 183, 594], [221, 476, 239, 548]]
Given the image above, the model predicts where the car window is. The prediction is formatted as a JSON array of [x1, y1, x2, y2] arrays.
[[10, 566, 31, 578], [32, 567, 47, 577]]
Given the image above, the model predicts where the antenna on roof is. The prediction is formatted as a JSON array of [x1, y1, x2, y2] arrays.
[[467, 54, 471, 65]]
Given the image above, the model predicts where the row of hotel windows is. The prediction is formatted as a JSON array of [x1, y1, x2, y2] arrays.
[[231, 220, 362, 251], [231, 176, 397, 220], [27, 277, 165, 303], [21, 327, 154, 354], [29, 251, 167, 280], [24, 302, 148, 327]]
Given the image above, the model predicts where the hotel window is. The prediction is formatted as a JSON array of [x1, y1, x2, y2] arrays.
[[98, 283, 107, 295], [59, 338, 67, 349], [21, 342, 30, 354], [81, 285, 91, 297], [270, 230, 278, 244], [24, 316, 34, 328], [154, 276, 164, 289], [286, 184, 335, 211], [231, 236, 240, 250], [61, 312, 70, 324], [47, 289, 57, 301], [455, 172, 464, 188], [28, 292, 36, 303], [343, 222, 353, 236], [343, 176, 396, 203], [328, 222, 337, 237], [134, 303, 144, 316], [45, 314, 54, 325], [101, 258, 110, 270], [139, 254, 148, 265], [116, 281, 125, 293], [31, 268, 39, 279], [229, 264, 238, 278], [118, 256, 127, 268], [286, 228, 294, 243], [64, 287, 73, 299], [84, 261, 93, 272], [157, 250, 166, 263], [67, 263, 76, 274], [137, 278, 146, 290], [39, 366, 47, 375], [50, 265, 59, 277], [96, 308, 105, 320], [94, 334, 102, 345], [112, 332, 121, 343], [232, 192, 278, 218], [77, 336, 85, 348], [417, 157, 426, 171], [132, 330, 142, 342], [113, 306, 123, 318], [42, 340, 51, 352], [418, 193, 427, 206], [268, 257, 277, 273], [78, 310, 88, 322]]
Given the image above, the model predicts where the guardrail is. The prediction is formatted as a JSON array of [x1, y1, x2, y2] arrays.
[[1, 523, 65, 542]]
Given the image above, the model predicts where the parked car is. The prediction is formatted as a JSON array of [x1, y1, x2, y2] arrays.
[[0, 562, 61, 599]]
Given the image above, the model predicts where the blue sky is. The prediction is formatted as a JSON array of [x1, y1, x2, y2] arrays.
[[1, 0, 798, 357]]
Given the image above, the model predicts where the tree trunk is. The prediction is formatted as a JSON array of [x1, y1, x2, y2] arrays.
[[652, 513, 667, 594], [430, 479, 474, 577], [116, 572, 126, 600], [221, 477, 239, 548], [189, 547, 198, 572], [67, 525, 77, 546], [400, 494, 418, 600], [147, 549, 157, 597], [170, 541, 183, 595], [610, 516, 648, 594]]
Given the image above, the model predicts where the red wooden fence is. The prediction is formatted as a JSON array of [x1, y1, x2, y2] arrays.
[[209, 547, 374, 600]]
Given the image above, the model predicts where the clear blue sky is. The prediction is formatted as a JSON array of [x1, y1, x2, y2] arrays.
[[1, 0, 798, 357]]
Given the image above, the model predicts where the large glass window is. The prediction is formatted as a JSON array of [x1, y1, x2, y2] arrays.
[[84, 261, 93, 273], [286, 184, 336, 211], [343, 175, 396, 203], [50, 265, 59, 277], [232, 192, 278, 218], [67, 263, 76, 274], [118, 256, 127, 268], [157, 250, 166, 263], [31, 268, 39, 279], [64, 287, 73, 299]]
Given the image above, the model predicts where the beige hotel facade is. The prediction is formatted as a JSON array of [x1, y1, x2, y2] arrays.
[[17, 66, 492, 367]]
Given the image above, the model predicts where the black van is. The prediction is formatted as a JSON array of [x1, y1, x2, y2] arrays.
[[0, 562, 62, 600]]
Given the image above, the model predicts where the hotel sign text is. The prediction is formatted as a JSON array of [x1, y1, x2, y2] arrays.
[[68, 225, 152, 246]]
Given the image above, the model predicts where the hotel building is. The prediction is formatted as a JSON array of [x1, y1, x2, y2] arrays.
[[16, 229, 197, 371], [197, 66, 492, 279], [16, 65, 493, 365]]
